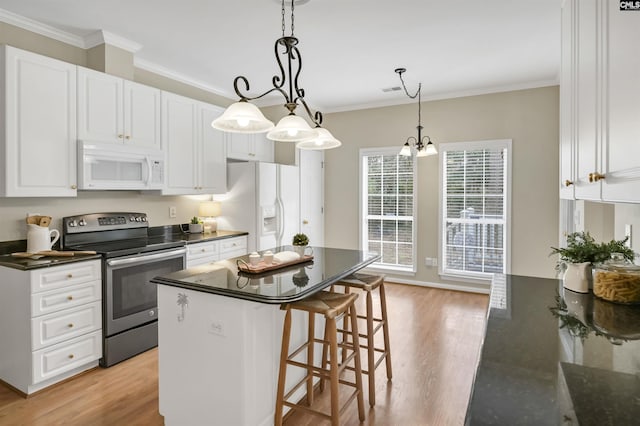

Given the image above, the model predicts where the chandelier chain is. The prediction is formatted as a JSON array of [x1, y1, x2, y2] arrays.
[[281, 0, 285, 37], [291, 0, 295, 36]]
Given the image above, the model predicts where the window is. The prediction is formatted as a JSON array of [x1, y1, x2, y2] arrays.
[[360, 148, 416, 272], [440, 139, 511, 280]]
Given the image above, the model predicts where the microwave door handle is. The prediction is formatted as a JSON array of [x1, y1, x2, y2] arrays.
[[145, 157, 152, 187]]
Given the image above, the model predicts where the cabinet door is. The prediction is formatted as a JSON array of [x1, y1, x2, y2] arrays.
[[227, 133, 255, 161], [1, 46, 77, 197], [77, 67, 123, 144], [124, 80, 161, 150], [199, 103, 227, 193], [162, 92, 198, 194], [252, 133, 274, 163], [601, 0, 640, 202], [573, 0, 601, 201], [298, 150, 324, 246], [559, 0, 576, 199]]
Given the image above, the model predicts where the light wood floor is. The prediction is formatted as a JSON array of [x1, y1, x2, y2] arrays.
[[0, 283, 488, 426]]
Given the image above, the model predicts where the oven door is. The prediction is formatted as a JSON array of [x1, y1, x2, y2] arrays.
[[104, 248, 186, 337]]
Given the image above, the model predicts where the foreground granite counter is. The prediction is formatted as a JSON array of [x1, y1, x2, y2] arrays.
[[466, 274, 640, 425]]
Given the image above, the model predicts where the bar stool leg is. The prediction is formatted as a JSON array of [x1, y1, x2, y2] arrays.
[[349, 304, 366, 421], [306, 312, 315, 405], [327, 317, 340, 426], [380, 283, 393, 379], [366, 288, 376, 406], [341, 286, 351, 364], [275, 309, 292, 426]]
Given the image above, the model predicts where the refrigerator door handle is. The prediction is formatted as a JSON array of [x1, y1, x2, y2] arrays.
[[276, 197, 285, 244]]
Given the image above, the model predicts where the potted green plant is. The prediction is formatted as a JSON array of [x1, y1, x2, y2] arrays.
[[189, 216, 203, 234], [550, 231, 634, 293], [292, 233, 310, 257]]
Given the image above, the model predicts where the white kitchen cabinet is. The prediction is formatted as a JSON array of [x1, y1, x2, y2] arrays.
[[0, 45, 77, 197], [185, 235, 248, 268], [77, 67, 161, 150], [162, 92, 227, 195], [559, 0, 576, 200], [0, 260, 102, 395], [186, 241, 220, 268], [560, 0, 640, 203], [227, 132, 274, 162]]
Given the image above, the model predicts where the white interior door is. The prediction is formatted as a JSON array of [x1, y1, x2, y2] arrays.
[[298, 150, 324, 247]]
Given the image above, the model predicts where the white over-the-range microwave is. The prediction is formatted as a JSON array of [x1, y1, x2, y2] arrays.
[[77, 141, 165, 190]]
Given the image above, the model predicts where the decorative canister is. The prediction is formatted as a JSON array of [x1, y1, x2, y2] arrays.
[[593, 253, 640, 304]]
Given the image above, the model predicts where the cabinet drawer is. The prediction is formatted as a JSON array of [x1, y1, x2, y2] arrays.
[[187, 241, 219, 260], [31, 280, 101, 317], [32, 330, 101, 384], [31, 301, 101, 351], [219, 237, 247, 256], [30, 260, 101, 294]]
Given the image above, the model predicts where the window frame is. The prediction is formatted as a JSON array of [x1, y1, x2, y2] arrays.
[[438, 139, 512, 283], [359, 147, 418, 273]]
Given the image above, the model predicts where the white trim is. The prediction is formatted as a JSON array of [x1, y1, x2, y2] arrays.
[[323, 79, 559, 114], [84, 30, 143, 53], [369, 274, 491, 295], [364, 265, 416, 276], [0, 8, 85, 48], [438, 139, 513, 281], [134, 58, 232, 100]]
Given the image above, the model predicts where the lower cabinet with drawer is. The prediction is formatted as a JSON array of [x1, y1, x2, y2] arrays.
[[0, 259, 102, 395], [185, 235, 248, 268]]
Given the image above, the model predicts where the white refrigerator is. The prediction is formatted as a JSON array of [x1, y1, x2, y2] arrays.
[[222, 162, 300, 252]]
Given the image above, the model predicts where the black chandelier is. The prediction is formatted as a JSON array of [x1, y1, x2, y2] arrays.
[[395, 68, 437, 157], [212, 0, 341, 150]]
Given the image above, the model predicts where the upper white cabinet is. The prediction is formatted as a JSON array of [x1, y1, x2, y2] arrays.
[[227, 133, 274, 162], [560, 0, 640, 202], [77, 67, 161, 150], [0, 45, 77, 197], [162, 92, 227, 195]]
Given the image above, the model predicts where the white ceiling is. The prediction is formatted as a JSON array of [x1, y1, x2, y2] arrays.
[[0, 0, 561, 113]]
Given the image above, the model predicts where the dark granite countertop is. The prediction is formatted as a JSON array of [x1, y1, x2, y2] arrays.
[[151, 246, 379, 304], [0, 229, 248, 271], [466, 274, 640, 425]]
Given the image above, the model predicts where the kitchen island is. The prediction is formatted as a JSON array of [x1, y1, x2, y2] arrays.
[[466, 274, 640, 425], [151, 246, 379, 426]]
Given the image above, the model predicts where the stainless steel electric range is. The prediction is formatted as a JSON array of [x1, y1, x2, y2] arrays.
[[62, 212, 186, 367]]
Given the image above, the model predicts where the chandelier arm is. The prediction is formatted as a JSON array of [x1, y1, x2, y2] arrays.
[[406, 136, 418, 145], [294, 97, 323, 126], [396, 69, 419, 99]]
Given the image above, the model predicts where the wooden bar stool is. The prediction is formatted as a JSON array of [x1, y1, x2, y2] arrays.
[[330, 273, 392, 406], [275, 291, 365, 426]]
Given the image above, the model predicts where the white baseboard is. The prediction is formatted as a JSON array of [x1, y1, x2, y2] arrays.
[[381, 276, 491, 294]]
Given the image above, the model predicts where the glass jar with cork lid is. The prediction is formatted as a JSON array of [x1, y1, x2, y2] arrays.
[[593, 253, 640, 304]]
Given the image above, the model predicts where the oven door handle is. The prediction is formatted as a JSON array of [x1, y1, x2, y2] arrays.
[[106, 248, 187, 267]]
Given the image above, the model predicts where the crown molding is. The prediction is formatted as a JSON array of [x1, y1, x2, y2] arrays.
[[84, 30, 143, 52], [134, 58, 232, 100], [0, 8, 85, 48], [324, 78, 560, 114]]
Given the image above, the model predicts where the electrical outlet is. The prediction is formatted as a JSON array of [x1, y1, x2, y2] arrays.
[[208, 320, 225, 337], [169, 206, 177, 218]]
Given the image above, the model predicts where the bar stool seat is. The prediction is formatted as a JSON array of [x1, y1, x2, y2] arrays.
[[332, 273, 392, 406], [275, 291, 365, 426]]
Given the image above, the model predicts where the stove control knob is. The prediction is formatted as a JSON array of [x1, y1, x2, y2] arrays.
[[129, 216, 135, 222], [68, 220, 77, 227], [79, 219, 86, 226], [135, 217, 141, 222], [141, 217, 147, 222]]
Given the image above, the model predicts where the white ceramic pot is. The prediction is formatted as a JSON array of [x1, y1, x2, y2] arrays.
[[26, 224, 60, 253], [189, 223, 203, 234], [563, 262, 592, 294], [293, 245, 313, 257]]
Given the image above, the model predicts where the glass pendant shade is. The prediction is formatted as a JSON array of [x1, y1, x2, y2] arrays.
[[424, 141, 438, 156], [211, 101, 274, 133], [267, 114, 317, 142], [416, 146, 428, 157], [399, 142, 412, 156], [296, 127, 342, 150]]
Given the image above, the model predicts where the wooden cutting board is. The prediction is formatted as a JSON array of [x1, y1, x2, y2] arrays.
[[11, 250, 97, 259]]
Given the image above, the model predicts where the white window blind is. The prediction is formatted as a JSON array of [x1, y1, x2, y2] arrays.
[[440, 140, 511, 279], [361, 148, 416, 272]]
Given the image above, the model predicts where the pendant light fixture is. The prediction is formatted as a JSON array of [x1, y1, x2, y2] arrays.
[[212, 0, 341, 150], [395, 68, 437, 158]]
